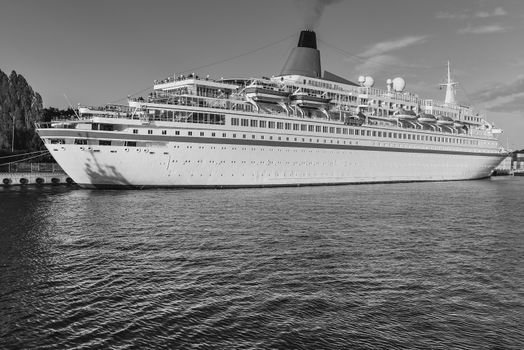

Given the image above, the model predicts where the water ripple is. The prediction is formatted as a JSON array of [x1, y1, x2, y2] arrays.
[[0, 178, 523, 349]]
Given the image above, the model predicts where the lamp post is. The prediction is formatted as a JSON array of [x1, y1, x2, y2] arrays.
[[11, 113, 15, 153]]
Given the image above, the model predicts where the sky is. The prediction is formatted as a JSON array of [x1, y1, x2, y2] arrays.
[[1, 0, 523, 148]]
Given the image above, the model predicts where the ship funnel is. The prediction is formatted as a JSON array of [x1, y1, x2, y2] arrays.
[[280, 30, 321, 78]]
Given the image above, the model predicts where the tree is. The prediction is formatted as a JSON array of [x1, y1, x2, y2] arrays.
[[0, 69, 44, 152]]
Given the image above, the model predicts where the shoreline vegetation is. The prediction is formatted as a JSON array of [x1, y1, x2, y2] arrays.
[[0, 68, 74, 164]]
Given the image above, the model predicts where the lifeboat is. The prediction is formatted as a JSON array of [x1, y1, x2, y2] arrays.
[[394, 108, 418, 120], [436, 115, 454, 126], [453, 120, 464, 128], [290, 92, 331, 108], [344, 113, 365, 126], [245, 83, 290, 103], [417, 112, 437, 123]]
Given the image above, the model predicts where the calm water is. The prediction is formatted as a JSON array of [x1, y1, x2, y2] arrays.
[[0, 178, 523, 349]]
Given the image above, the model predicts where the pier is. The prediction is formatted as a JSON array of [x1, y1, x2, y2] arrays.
[[0, 163, 74, 186]]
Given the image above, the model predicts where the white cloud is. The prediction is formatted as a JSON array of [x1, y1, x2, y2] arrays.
[[458, 24, 506, 34], [475, 7, 507, 18], [473, 75, 524, 102], [436, 7, 507, 20], [359, 36, 428, 58], [354, 54, 400, 75], [472, 76, 524, 113], [436, 11, 469, 20], [351, 36, 428, 76]]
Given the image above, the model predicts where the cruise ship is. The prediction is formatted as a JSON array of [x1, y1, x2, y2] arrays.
[[37, 30, 507, 188]]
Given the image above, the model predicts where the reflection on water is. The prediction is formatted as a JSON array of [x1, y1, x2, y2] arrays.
[[0, 178, 523, 349]]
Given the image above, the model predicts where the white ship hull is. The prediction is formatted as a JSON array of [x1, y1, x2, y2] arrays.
[[43, 137, 504, 188]]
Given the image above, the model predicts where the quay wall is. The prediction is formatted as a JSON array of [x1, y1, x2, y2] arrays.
[[1, 172, 73, 186]]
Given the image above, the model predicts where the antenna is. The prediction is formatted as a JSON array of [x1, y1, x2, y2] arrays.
[[439, 61, 458, 105], [63, 94, 80, 118]]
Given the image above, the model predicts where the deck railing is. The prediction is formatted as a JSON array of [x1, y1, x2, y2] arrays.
[[0, 162, 65, 173]]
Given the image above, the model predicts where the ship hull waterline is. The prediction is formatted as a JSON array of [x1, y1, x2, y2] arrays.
[[42, 137, 506, 189]]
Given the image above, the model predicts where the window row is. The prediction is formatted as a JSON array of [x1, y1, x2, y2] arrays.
[[229, 118, 484, 146]]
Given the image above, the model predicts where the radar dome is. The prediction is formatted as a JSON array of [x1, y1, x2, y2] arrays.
[[392, 77, 406, 92], [386, 78, 392, 84], [363, 76, 375, 87], [358, 76, 366, 85]]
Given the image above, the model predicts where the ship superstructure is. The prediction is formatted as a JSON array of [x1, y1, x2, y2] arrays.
[[37, 31, 506, 188]]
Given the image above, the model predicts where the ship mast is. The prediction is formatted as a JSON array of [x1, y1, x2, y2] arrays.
[[440, 61, 458, 105]]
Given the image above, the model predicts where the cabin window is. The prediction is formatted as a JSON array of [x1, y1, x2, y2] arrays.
[[323, 126, 328, 133], [74, 139, 87, 145], [200, 132, 204, 136], [329, 127, 335, 134], [148, 130, 153, 135], [100, 124, 114, 131], [188, 131, 192, 136], [162, 130, 167, 135], [212, 132, 216, 137], [222, 133, 226, 137], [175, 130, 180, 135], [124, 141, 136, 147], [343, 128, 348, 135], [286, 123, 292, 130], [231, 118, 239, 126], [277, 122, 283, 129], [293, 124, 300, 131], [316, 126, 322, 132], [301, 124, 307, 131], [259, 121, 267, 128], [268, 122, 275, 128], [233, 134, 236, 138], [50, 139, 65, 144], [133, 129, 138, 134], [241, 119, 249, 127], [308, 125, 314, 132], [336, 128, 341, 134], [99, 140, 111, 146], [367, 131, 371, 136], [251, 120, 258, 127]]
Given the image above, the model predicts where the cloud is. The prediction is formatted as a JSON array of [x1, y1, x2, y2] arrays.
[[359, 36, 428, 58], [472, 76, 524, 113], [474, 76, 524, 101], [436, 7, 507, 20], [351, 36, 428, 75], [475, 7, 507, 18], [458, 24, 506, 34], [486, 94, 524, 113], [510, 59, 524, 67], [354, 54, 400, 75]]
